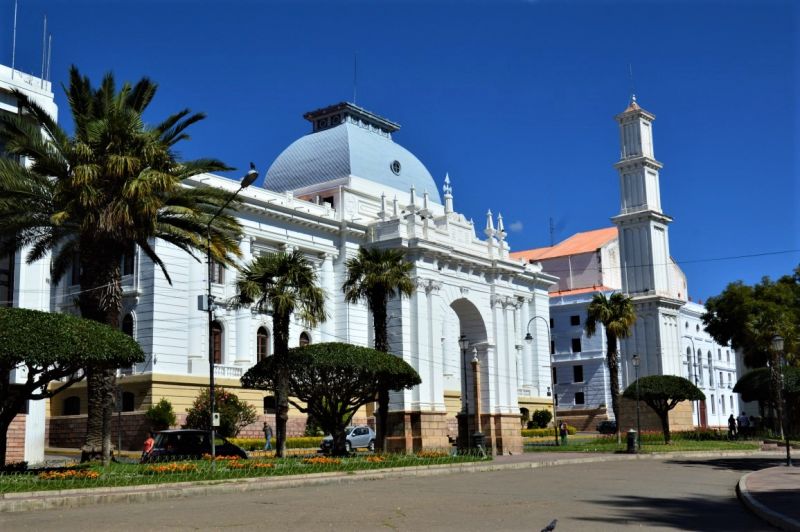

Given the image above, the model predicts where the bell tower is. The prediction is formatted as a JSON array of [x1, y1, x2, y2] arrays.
[[612, 97, 684, 380]]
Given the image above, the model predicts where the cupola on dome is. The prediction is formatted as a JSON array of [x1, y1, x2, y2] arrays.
[[263, 102, 441, 204]]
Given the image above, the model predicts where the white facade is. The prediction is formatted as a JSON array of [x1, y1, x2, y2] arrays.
[[1, 64, 58, 464]]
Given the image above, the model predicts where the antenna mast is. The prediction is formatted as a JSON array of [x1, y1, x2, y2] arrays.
[[46, 34, 52, 82], [40, 14, 47, 88], [549, 216, 555, 247], [628, 63, 636, 102], [11, 0, 18, 79], [353, 53, 358, 104]]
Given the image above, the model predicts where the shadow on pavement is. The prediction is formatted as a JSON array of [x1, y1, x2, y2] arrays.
[[577, 493, 773, 531], [663, 457, 784, 472]]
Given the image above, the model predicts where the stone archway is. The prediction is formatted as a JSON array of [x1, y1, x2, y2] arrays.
[[449, 298, 488, 449]]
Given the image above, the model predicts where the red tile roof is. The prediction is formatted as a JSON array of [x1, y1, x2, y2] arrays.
[[511, 227, 618, 262]]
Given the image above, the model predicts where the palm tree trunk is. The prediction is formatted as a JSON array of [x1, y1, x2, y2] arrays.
[[371, 295, 390, 451], [272, 314, 290, 458], [606, 332, 621, 444]]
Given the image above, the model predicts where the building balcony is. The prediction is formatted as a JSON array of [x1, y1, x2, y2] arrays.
[[214, 364, 244, 378]]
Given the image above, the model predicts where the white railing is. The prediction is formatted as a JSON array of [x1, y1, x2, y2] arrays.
[[214, 364, 243, 378]]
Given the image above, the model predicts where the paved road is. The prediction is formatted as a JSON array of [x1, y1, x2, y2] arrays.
[[0, 456, 780, 531]]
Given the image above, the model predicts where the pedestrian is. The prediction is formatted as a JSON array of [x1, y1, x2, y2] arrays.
[[727, 414, 737, 439], [263, 421, 273, 451], [142, 431, 155, 459], [559, 421, 568, 445]]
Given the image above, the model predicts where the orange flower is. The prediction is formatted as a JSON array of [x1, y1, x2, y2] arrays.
[[302, 456, 341, 465], [38, 469, 100, 480]]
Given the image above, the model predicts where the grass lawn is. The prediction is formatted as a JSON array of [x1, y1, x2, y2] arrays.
[[0, 451, 485, 494], [524, 436, 761, 453]]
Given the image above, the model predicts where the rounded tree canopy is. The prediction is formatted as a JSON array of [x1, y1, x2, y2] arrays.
[[623, 375, 705, 402], [733, 367, 800, 402], [241, 342, 421, 392], [0, 307, 144, 367]]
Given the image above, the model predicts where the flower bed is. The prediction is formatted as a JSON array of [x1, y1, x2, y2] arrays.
[[38, 469, 100, 481], [227, 461, 274, 470], [143, 463, 198, 474], [302, 456, 341, 465], [416, 450, 449, 458]]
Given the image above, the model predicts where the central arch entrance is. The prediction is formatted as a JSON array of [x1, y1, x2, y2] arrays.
[[449, 298, 488, 449]]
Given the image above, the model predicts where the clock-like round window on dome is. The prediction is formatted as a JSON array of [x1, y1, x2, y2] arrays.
[[390, 160, 401, 175]]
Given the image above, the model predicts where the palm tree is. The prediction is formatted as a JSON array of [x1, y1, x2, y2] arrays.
[[342, 247, 414, 451], [0, 67, 242, 464], [234, 250, 326, 457], [585, 292, 637, 440]]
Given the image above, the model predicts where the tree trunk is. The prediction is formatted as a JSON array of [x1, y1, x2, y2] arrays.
[[659, 411, 671, 444], [769, 355, 784, 439], [371, 295, 390, 452], [606, 332, 620, 444], [272, 313, 290, 458], [78, 242, 123, 465]]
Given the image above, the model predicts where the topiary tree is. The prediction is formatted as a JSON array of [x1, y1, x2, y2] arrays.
[[145, 398, 177, 431], [531, 409, 553, 429], [241, 342, 421, 456], [184, 387, 257, 438], [0, 307, 144, 464], [623, 375, 705, 444]]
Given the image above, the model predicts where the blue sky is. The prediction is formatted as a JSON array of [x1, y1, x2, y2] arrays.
[[2, 0, 797, 301]]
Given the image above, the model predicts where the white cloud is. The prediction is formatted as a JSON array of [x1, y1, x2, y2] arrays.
[[509, 221, 524, 232]]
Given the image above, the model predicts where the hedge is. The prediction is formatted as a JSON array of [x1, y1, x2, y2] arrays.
[[230, 436, 324, 450], [522, 426, 576, 437]]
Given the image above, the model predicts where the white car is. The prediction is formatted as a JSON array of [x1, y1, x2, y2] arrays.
[[320, 425, 376, 453]]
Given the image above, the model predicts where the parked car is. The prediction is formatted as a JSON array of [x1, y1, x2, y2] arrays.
[[596, 420, 617, 435], [319, 425, 376, 453], [140, 429, 248, 462]]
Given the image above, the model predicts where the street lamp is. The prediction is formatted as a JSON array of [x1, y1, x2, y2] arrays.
[[771, 335, 792, 467], [525, 316, 559, 446], [207, 163, 258, 459], [458, 334, 470, 448], [632, 354, 641, 451]]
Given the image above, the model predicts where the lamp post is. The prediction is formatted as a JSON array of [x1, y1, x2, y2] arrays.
[[458, 334, 470, 448], [471, 347, 485, 454], [632, 354, 641, 451], [525, 315, 559, 446], [771, 335, 792, 467], [207, 164, 258, 460]]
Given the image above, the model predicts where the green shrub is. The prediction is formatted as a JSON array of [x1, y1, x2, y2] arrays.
[[184, 387, 257, 438], [522, 425, 576, 437], [638, 429, 728, 442], [531, 409, 553, 429], [304, 414, 324, 437], [145, 398, 176, 430], [229, 436, 324, 450]]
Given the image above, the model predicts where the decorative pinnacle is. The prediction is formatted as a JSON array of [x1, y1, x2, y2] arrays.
[[497, 213, 505, 234], [485, 209, 495, 232], [443, 173, 452, 196]]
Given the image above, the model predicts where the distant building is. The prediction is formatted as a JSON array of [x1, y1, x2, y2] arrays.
[[512, 98, 741, 430]]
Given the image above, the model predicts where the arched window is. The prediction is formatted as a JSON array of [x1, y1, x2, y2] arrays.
[[708, 351, 714, 385], [257, 327, 270, 362], [63, 396, 81, 416], [121, 391, 135, 412], [299, 332, 311, 347], [122, 314, 134, 337], [211, 321, 223, 364], [263, 395, 276, 414]]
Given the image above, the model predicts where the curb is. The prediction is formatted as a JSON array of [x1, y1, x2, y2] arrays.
[[737, 469, 800, 532], [0, 449, 774, 513]]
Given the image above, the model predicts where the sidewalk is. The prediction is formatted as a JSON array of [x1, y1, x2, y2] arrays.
[[738, 466, 800, 531]]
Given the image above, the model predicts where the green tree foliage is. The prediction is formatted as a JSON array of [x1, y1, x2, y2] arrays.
[[0, 67, 242, 464], [623, 375, 705, 444], [342, 247, 414, 451], [233, 250, 326, 457], [0, 307, 143, 464], [241, 343, 421, 456], [184, 387, 257, 438], [585, 292, 637, 438], [531, 409, 553, 429], [145, 398, 177, 431]]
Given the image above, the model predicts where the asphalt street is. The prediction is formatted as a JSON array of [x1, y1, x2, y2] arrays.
[[0, 456, 779, 531]]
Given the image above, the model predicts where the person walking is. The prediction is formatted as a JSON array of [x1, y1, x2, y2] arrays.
[[559, 421, 568, 445], [727, 414, 737, 439], [142, 432, 155, 459], [263, 421, 273, 451]]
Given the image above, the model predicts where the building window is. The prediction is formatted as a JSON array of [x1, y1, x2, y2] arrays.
[[719, 371, 723, 386], [727, 373, 732, 387], [0, 239, 14, 308], [570, 315, 580, 326], [552, 367, 558, 385], [63, 396, 81, 416], [717, 348, 721, 361], [708, 352, 713, 385], [122, 314, 134, 337], [573, 365, 584, 383], [729, 396, 733, 410], [575, 392, 585, 405], [121, 391, 135, 412], [211, 321, 223, 364], [71, 252, 81, 285], [263, 395, 276, 414], [726, 350, 730, 362], [549, 318, 554, 328], [696, 324, 700, 332], [710, 395, 715, 415], [210, 261, 225, 284], [550, 340, 555, 355], [256, 327, 270, 362], [571, 338, 582, 353], [122, 243, 135, 276], [721, 395, 726, 414], [299, 332, 311, 347]]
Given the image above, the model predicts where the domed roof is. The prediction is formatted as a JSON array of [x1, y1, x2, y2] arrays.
[[264, 103, 441, 204]]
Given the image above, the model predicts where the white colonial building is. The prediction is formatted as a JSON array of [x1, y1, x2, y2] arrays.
[[512, 98, 742, 431], [5, 98, 557, 460]]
